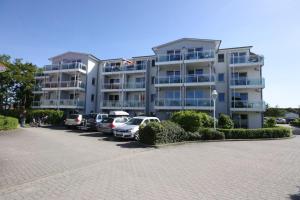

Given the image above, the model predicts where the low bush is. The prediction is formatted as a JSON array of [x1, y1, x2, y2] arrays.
[[170, 110, 213, 132], [264, 117, 276, 128], [218, 114, 234, 129], [139, 121, 186, 145], [219, 127, 292, 139], [200, 128, 225, 140], [28, 110, 64, 125], [0, 115, 19, 130], [290, 118, 300, 127]]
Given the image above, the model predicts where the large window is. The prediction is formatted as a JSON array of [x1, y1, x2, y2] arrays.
[[218, 54, 224, 62], [218, 73, 225, 82], [218, 93, 225, 102], [230, 52, 247, 64], [186, 90, 204, 99], [165, 90, 180, 99]]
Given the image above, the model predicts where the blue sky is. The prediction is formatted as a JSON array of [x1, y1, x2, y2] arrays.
[[0, 0, 299, 108]]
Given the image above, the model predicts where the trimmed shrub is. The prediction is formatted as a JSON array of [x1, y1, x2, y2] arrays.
[[200, 128, 225, 140], [139, 121, 186, 145], [139, 122, 164, 145], [219, 127, 292, 139], [290, 118, 300, 127], [28, 110, 64, 125], [218, 114, 234, 129], [0, 115, 19, 130], [264, 117, 276, 128], [170, 110, 213, 132]]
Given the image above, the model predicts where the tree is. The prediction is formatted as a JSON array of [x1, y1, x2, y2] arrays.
[[218, 114, 234, 129], [264, 107, 286, 117], [0, 55, 37, 111]]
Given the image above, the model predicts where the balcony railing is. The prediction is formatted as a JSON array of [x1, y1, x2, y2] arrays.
[[102, 83, 121, 89], [32, 99, 84, 107], [231, 100, 266, 110], [155, 76, 182, 84], [44, 62, 87, 71], [185, 74, 215, 83], [185, 98, 213, 107], [103, 63, 146, 73], [33, 86, 43, 92], [230, 78, 265, 87], [123, 101, 145, 107], [102, 100, 122, 107], [156, 50, 215, 62], [43, 81, 85, 89], [230, 55, 264, 65], [155, 99, 182, 107], [125, 82, 145, 89], [185, 50, 215, 60]]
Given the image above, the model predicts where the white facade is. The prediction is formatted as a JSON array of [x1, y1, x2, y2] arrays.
[[33, 38, 265, 128]]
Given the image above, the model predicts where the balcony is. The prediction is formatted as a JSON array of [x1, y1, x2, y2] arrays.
[[101, 100, 122, 109], [102, 63, 146, 74], [156, 49, 215, 65], [34, 72, 49, 79], [44, 62, 87, 73], [231, 100, 266, 112], [185, 74, 215, 86], [32, 85, 43, 94], [42, 81, 85, 90], [31, 99, 84, 109], [155, 98, 213, 110], [123, 101, 145, 109], [155, 74, 215, 87], [124, 82, 146, 91], [155, 76, 182, 87], [229, 55, 264, 67], [185, 50, 215, 63], [101, 83, 122, 91], [230, 78, 265, 89]]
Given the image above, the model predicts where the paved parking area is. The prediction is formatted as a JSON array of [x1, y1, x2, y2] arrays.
[[0, 127, 300, 200]]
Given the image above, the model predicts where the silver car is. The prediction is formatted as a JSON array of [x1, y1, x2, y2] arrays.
[[97, 116, 130, 134]]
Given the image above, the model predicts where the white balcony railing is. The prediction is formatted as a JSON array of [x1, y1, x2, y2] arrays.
[[155, 98, 213, 107], [230, 78, 265, 87], [102, 83, 122, 89], [44, 62, 87, 71], [102, 100, 122, 107], [155, 74, 215, 84], [125, 82, 145, 89], [31, 99, 84, 107], [42, 81, 85, 89], [155, 76, 182, 84], [156, 50, 215, 62], [230, 55, 264, 65], [123, 101, 145, 107], [231, 100, 266, 111], [103, 63, 146, 73]]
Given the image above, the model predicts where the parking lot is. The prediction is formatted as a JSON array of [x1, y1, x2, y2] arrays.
[[0, 127, 300, 200]]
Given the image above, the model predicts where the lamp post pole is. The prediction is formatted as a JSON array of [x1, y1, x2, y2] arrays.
[[212, 90, 218, 130]]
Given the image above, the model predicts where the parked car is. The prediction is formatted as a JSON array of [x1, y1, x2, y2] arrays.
[[276, 118, 286, 124], [113, 116, 160, 140], [65, 114, 85, 128], [97, 116, 130, 134], [85, 113, 108, 131]]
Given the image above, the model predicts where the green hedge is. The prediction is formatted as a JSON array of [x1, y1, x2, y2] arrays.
[[219, 127, 292, 139], [28, 110, 64, 125], [218, 114, 234, 129], [290, 118, 300, 127], [264, 117, 276, 128], [0, 115, 19, 130], [170, 110, 213, 132]]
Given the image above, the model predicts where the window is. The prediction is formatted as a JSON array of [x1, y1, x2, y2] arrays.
[[70, 94, 74, 99], [92, 78, 96, 85], [218, 54, 224, 62], [91, 94, 94, 102], [165, 90, 180, 99], [218, 93, 225, 102], [218, 73, 225, 82], [151, 59, 155, 67]]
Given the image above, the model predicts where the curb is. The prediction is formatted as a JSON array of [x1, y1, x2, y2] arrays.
[[138, 135, 296, 148]]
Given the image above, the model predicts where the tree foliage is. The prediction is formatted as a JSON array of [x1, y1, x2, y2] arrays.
[[0, 54, 37, 110]]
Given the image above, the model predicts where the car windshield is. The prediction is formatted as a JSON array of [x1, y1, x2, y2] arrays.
[[69, 114, 79, 119], [102, 117, 114, 123], [126, 118, 143, 125]]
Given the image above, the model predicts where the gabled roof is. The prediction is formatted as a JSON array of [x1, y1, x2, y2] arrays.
[[49, 51, 100, 61], [152, 38, 222, 51]]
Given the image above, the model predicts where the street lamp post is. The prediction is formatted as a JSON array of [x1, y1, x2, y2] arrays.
[[212, 90, 218, 130]]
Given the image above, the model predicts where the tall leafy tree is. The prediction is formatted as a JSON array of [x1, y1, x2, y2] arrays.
[[0, 55, 37, 110]]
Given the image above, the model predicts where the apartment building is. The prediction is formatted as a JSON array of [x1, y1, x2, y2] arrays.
[[32, 38, 265, 128]]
